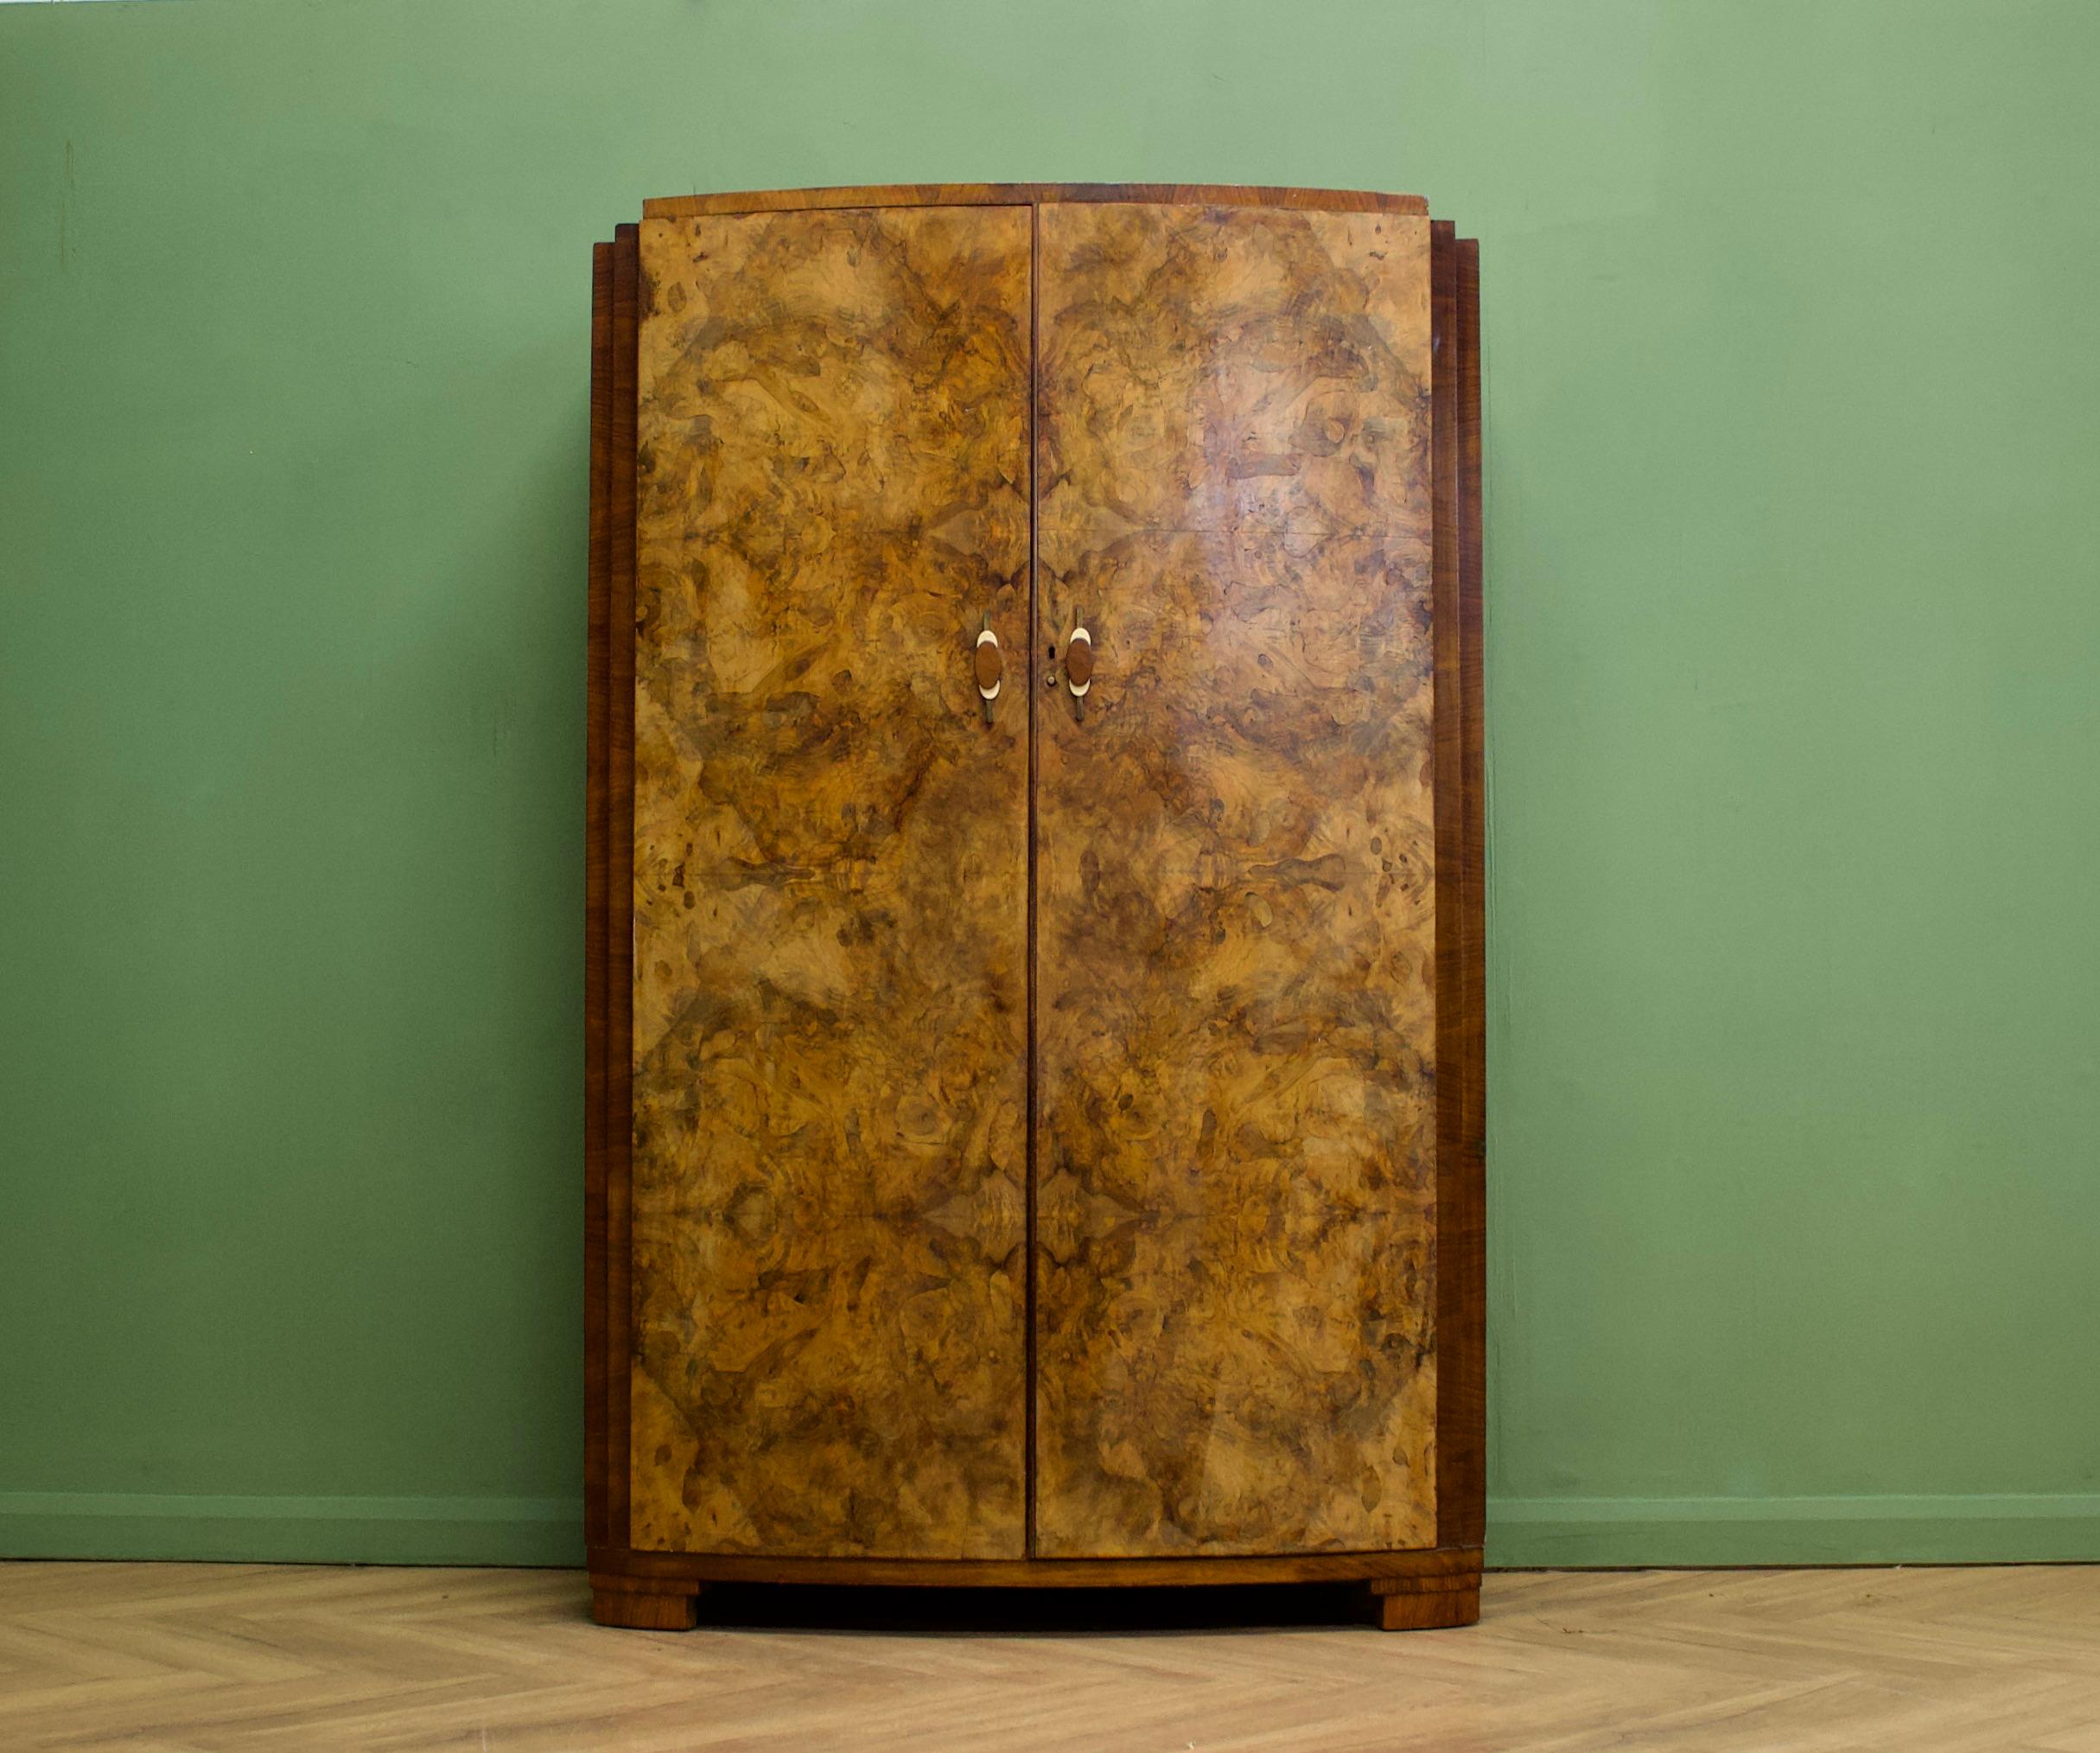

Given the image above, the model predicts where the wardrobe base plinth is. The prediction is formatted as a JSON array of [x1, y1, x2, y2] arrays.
[[1367, 1574, 1481, 1632], [589, 1576, 703, 1631], [588, 1548, 1482, 1631]]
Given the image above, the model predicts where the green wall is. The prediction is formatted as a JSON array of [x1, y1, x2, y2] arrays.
[[5, 0, 2098, 1570]]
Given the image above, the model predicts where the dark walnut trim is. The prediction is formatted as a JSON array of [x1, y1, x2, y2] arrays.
[[583, 224, 640, 1555], [641, 183, 1428, 220], [1429, 223, 1488, 1556], [1023, 198, 1043, 1557], [606, 224, 641, 1548], [582, 242, 613, 1551], [589, 1544, 1480, 1589], [1453, 235, 1487, 1552]]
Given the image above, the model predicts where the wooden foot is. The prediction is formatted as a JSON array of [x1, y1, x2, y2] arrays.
[[1368, 1574, 1480, 1631], [590, 1574, 703, 1630]]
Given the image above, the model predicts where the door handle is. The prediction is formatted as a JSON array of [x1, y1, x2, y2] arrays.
[[1065, 616, 1093, 720], [974, 615, 1004, 724]]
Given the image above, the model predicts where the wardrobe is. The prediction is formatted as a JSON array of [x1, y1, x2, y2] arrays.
[[585, 184, 1483, 1632]]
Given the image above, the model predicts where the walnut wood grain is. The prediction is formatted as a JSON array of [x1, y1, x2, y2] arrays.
[[643, 185, 1428, 220], [1032, 202, 1441, 1557], [590, 1579, 703, 1631], [1457, 239, 1486, 1554], [627, 204, 1034, 1558], [1430, 227, 1488, 1553], [1368, 1571, 1480, 1631], [603, 224, 640, 1551], [584, 240, 613, 1551]]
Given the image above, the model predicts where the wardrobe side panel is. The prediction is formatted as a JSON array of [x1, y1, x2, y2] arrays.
[[628, 206, 1033, 1559], [1033, 203, 1439, 1557], [584, 240, 614, 1551]]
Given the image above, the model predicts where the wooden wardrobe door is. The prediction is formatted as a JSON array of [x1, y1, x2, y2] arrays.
[[1032, 203, 1441, 1557], [627, 205, 1032, 1559]]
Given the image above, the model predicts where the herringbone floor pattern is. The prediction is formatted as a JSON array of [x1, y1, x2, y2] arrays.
[[3, 1562, 2098, 1750]]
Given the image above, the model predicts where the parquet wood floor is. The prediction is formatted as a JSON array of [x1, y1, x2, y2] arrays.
[[3, 1562, 2098, 1750]]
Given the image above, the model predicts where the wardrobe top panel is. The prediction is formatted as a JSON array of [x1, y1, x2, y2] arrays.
[[640, 184, 1429, 220]]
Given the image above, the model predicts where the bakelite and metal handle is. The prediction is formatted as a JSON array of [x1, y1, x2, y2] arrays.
[[1065, 617, 1094, 719], [974, 615, 1004, 724]]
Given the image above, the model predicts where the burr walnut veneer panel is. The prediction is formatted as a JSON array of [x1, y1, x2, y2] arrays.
[[1034, 203, 1440, 1557], [627, 205, 1033, 1558]]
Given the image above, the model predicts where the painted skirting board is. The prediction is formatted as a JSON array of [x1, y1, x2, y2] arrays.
[[0, 1494, 585, 1566], [6, 1493, 2100, 1569], [1488, 1496, 2100, 1567]]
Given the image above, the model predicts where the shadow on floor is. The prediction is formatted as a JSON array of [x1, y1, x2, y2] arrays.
[[690, 1581, 1378, 1637]]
